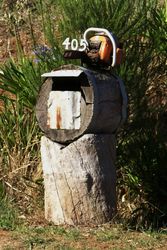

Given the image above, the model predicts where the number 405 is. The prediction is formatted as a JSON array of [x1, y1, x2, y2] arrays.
[[62, 37, 87, 51]]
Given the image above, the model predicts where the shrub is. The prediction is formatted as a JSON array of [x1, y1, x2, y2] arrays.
[[57, 0, 167, 229]]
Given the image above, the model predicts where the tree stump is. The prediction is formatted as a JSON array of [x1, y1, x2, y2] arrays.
[[41, 134, 117, 225]]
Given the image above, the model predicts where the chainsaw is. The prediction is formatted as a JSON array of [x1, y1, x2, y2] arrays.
[[64, 27, 124, 69]]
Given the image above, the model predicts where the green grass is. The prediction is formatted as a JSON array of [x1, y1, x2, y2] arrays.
[[0, 224, 166, 250], [0, 197, 20, 230]]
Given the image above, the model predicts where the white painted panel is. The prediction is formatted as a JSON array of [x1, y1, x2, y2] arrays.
[[42, 70, 83, 78], [47, 91, 81, 130]]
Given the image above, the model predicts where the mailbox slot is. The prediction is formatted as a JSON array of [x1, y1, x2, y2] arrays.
[[52, 77, 82, 91]]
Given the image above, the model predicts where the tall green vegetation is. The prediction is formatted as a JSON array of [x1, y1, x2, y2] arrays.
[[0, 60, 43, 218], [57, 0, 151, 38], [0, 0, 166, 229], [0, 185, 20, 229], [55, 0, 167, 228]]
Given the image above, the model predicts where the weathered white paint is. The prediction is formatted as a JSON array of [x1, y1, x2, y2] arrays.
[[41, 70, 83, 78], [47, 91, 81, 130]]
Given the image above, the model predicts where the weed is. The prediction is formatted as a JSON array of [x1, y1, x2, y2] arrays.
[[96, 231, 120, 242], [0, 197, 19, 230], [25, 236, 54, 248], [51, 226, 67, 235], [65, 228, 81, 241]]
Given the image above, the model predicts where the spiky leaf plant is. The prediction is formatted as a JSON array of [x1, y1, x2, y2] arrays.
[[0, 58, 44, 211], [56, 0, 167, 229]]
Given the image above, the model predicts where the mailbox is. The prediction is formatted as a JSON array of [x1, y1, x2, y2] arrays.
[[38, 28, 128, 226], [36, 64, 127, 143]]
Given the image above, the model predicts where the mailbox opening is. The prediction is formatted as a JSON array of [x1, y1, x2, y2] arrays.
[[51, 73, 90, 92], [52, 77, 80, 91]]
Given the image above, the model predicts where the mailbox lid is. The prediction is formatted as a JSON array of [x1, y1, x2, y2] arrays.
[[47, 91, 81, 130], [42, 70, 83, 78]]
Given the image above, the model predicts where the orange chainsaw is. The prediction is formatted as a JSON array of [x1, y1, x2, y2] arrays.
[[64, 27, 124, 69]]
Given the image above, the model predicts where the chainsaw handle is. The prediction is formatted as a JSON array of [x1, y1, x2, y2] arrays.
[[83, 27, 117, 67]]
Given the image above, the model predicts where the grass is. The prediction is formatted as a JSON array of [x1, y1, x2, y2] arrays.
[[0, 223, 167, 249], [0, 197, 19, 230]]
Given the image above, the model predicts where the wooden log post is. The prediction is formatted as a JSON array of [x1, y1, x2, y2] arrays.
[[36, 64, 127, 225], [41, 134, 116, 225]]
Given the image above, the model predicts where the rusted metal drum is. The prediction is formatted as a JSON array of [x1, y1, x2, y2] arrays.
[[36, 65, 127, 143]]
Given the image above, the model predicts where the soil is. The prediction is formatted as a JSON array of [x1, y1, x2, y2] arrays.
[[0, 225, 167, 250]]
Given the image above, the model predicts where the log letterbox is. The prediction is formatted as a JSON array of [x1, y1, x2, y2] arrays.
[[36, 65, 127, 143], [37, 28, 128, 225]]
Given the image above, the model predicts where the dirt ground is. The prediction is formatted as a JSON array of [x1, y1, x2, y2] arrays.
[[0, 225, 167, 250], [0, 213, 167, 250]]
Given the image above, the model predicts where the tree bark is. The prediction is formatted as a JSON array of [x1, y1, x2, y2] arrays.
[[41, 134, 117, 225]]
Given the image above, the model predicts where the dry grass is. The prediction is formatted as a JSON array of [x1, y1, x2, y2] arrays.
[[0, 223, 167, 250]]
